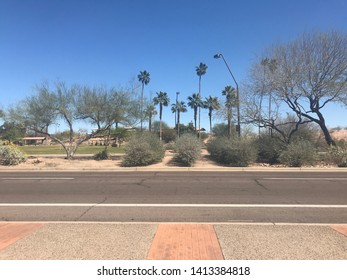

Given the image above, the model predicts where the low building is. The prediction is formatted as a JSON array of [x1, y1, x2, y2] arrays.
[[22, 137, 48, 145]]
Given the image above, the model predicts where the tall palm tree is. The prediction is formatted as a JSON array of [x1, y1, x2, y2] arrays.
[[222, 86, 236, 139], [204, 96, 220, 134], [137, 70, 151, 131], [187, 93, 202, 133], [195, 62, 208, 134], [171, 101, 187, 137], [153, 91, 170, 140], [144, 104, 157, 132]]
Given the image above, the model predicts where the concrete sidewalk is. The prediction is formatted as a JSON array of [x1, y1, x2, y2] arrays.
[[0, 222, 346, 260]]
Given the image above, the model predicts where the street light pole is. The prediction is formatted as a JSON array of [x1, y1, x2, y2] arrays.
[[214, 53, 241, 137]]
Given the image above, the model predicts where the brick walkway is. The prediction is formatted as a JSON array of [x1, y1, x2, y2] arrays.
[[0, 223, 42, 250], [147, 224, 224, 260], [0, 223, 346, 259]]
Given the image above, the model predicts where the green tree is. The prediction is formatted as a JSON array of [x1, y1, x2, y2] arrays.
[[8, 82, 130, 159], [171, 101, 187, 137], [0, 121, 26, 143], [187, 93, 202, 133], [144, 104, 157, 132], [153, 91, 170, 141], [203, 96, 220, 134], [222, 86, 236, 139], [137, 70, 151, 131], [0, 108, 4, 119], [196, 62, 208, 134], [212, 123, 230, 137]]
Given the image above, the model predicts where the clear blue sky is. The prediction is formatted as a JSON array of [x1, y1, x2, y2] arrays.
[[1, 0, 347, 132]]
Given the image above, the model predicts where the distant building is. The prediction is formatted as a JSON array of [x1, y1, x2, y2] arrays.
[[22, 137, 48, 145]]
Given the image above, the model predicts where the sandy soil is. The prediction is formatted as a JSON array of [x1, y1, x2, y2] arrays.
[[0, 149, 341, 171], [331, 129, 347, 141], [0, 150, 225, 171]]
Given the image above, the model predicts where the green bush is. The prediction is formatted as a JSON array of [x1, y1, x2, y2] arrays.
[[254, 134, 286, 164], [122, 132, 165, 166], [161, 129, 177, 143], [173, 134, 201, 166], [327, 145, 347, 167], [279, 139, 318, 167], [93, 149, 110, 160], [0, 144, 27, 165], [207, 137, 257, 167]]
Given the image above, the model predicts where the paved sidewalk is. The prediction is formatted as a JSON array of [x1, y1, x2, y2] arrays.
[[0, 222, 346, 260]]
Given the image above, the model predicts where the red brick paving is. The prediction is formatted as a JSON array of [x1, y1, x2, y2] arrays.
[[147, 224, 224, 260], [330, 224, 347, 237], [0, 223, 43, 250]]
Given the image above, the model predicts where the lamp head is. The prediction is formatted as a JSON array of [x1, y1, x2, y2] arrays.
[[214, 54, 222, 59]]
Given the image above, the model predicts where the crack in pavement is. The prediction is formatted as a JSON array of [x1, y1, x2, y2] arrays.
[[135, 178, 151, 189], [75, 197, 108, 221], [255, 179, 269, 191]]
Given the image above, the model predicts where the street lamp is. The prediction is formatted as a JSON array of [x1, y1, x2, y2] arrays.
[[214, 53, 241, 137]]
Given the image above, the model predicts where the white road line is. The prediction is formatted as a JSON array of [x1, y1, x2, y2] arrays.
[[0, 203, 346, 208], [1, 178, 75, 180], [263, 178, 347, 180]]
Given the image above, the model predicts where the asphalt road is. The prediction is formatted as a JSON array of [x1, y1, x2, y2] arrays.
[[0, 171, 346, 223]]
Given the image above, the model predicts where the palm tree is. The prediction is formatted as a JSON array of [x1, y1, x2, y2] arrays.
[[137, 70, 151, 131], [222, 86, 236, 139], [171, 101, 187, 137], [195, 62, 208, 134], [187, 93, 202, 133], [203, 96, 220, 134], [153, 91, 170, 140], [144, 104, 157, 132]]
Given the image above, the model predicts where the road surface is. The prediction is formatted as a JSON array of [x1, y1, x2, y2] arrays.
[[0, 171, 346, 223]]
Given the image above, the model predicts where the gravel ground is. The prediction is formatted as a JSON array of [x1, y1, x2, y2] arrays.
[[0, 223, 158, 260], [214, 224, 347, 260]]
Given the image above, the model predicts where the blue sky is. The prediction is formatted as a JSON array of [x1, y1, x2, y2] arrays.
[[1, 0, 347, 132]]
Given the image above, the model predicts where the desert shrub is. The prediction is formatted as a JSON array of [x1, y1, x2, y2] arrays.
[[161, 129, 177, 143], [122, 132, 165, 166], [207, 137, 257, 167], [254, 134, 286, 164], [173, 134, 202, 166], [152, 121, 176, 143], [93, 149, 110, 160], [0, 145, 27, 165], [326, 144, 347, 167], [165, 142, 175, 150], [279, 139, 318, 167], [199, 132, 209, 141]]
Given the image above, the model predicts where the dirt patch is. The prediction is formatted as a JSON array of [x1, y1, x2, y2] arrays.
[[0, 150, 342, 170]]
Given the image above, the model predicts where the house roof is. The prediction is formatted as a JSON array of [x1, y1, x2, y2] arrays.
[[22, 137, 46, 140]]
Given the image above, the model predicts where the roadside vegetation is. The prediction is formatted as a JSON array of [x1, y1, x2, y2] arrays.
[[1, 30, 347, 167], [173, 134, 202, 166], [0, 144, 27, 165], [122, 132, 165, 167], [17, 145, 124, 155]]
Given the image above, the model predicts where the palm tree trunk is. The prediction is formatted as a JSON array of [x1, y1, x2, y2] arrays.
[[149, 112, 152, 132], [140, 83, 144, 131], [159, 105, 163, 141], [198, 76, 201, 138], [228, 107, 232, 139], [194, 107, 197, 132], [177, 111, 180, 138], [209, 109, 212, 135]]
